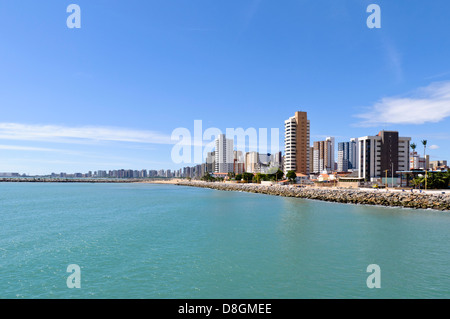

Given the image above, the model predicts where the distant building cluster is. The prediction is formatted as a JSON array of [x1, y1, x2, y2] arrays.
[[178, 133, 283, 179], [47, 169, 177, 179], [0, 172, 21, 177]]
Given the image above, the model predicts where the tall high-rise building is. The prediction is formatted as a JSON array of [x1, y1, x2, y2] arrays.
[[270, 151, 283, 170], [309, 146, 314, 173], [245, 151, 259, 173], [206, 151, 215, 173], [358, 131, 410, 181], [234, 150, 245, 174], [312, 138, 334, 173], [215, 134, 234, 173], [284, 111, 310, 175], [139, 169, 148, 178], [338, 142, 349, 172], [349, 138, 358, 171], [337, 139, 358, 172], [326, 137, 335, 170]]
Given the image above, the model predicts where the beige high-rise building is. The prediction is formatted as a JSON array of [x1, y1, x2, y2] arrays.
[[312, 137, 334, 173], [284, 111, 310, 175], [245, 151, 259, 173]]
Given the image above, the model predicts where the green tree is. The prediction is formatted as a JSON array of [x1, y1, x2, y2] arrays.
[[412, 175, 425, 189], [235, 173, 242, 181], [266, 167, 283, 181], [425, 172, 450, 189], [201, 172, 211, 182], [286, 170, 297, 184], [411, 142, 416, 153], [274, 169, 284, 181], [446, 171, 450, 189], [242, 172, 254, 183]]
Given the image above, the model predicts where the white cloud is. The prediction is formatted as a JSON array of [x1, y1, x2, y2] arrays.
[[0, 145, 59, 152], [0, 123, 173, 145], [356, 81, 450, 126], [429, 145, 440, 150], [0, 144, 90, 156]]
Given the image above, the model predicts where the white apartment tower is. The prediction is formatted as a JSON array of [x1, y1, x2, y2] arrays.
[[215, 134, 234, 173]]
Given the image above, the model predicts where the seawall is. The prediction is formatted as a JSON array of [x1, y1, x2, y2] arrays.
[[176, 181, 450, 211]]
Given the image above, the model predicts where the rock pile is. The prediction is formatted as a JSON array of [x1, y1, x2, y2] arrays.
[[176, 181, 450, 211]]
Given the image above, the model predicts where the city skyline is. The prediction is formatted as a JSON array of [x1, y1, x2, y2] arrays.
[[1, 1, 450, 175], [0, 110, 447, 176], [2, 125, 443, 179]]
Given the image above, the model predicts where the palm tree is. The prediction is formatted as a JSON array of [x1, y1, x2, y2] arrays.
[[409, 142, 417, 170], [421, 140, 427, 158], [421, 140, 429, 189], [412, 176, 423, 189]]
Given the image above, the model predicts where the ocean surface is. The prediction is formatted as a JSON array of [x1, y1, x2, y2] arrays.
[[0, 182, 449, 299]]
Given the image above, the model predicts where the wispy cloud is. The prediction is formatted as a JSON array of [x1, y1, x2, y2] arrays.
[[0, 145, 60, 152], [0, 144, 89, 156], [383, 38, 403, 83], [425, 70, 450, 80], [0, 123, 173, 145], [410, 132, 450, 141], [429, 145, 440, 150], [355, 81, 450, 126]]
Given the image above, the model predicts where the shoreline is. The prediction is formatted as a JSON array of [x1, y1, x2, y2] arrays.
[[173, 180, 450, 211]]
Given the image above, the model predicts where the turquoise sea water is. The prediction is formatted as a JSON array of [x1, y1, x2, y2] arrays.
[[0, 182, 449, 299]]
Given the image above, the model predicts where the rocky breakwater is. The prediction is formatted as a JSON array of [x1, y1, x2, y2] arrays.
[[176, 181, 450, 211], [0, 177, 138, 183]]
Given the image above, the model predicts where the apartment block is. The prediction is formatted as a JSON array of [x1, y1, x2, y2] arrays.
[[312, 137, 334, 173], [429, 160, 448, 169], [245, 151, 259, 173], [284, 111, 310, 175], [337, 139, 358, 172], [215, 134, 234, 173], [358, 131, 410, 181]]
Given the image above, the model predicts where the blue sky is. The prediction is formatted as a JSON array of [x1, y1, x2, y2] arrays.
[[1, 0, 450, 175]]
